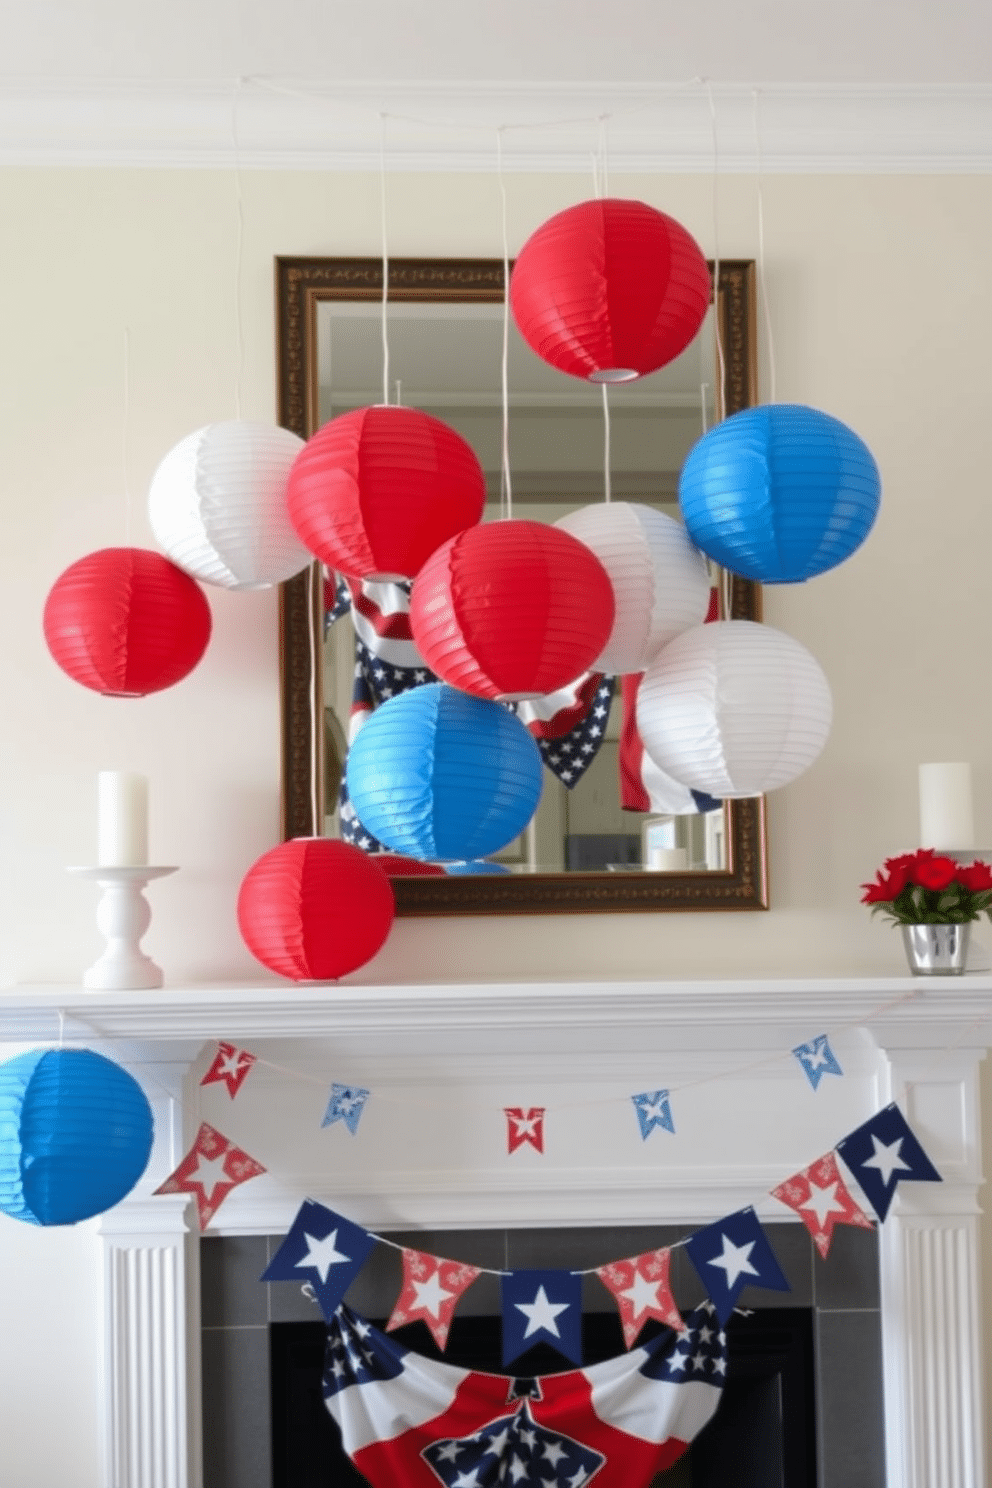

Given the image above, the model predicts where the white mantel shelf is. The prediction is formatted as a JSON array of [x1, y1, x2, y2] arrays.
[[3, 974, 992, 1052]]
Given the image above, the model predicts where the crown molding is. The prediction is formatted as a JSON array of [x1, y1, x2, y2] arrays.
[[0, 79, 990, 171]]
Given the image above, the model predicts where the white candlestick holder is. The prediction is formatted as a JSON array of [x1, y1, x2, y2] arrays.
[[68, 866, 177, 990]]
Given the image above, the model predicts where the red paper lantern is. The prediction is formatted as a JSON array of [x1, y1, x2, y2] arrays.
[[286, 405, 486, 580], [237, 838, 395, 982], [409, 521, 615, 700], [43, 547, 212, 697], [510, 198, 711, 383]]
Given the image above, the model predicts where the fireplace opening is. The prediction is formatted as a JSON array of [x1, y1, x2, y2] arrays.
[[269, 1308, 817, 1488]]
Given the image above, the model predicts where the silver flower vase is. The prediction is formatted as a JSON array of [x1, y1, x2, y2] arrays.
[[901, 922, 971, 976]]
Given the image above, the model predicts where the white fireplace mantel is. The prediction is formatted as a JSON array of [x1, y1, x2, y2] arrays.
[[1, 973, 990, 1488]]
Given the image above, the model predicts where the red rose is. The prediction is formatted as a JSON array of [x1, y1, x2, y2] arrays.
[[958, 861, 992, 892], [911, 854, 958, 891], [861, 878, 894, 904]]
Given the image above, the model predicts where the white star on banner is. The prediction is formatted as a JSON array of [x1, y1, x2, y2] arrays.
[[515, 1284, 570, 1338], [295, 1229, 351, 1284], [861, 1135, 913, 1187], [800, 1180, 847, 1227], [619, 1271, 663, 1320], [707, 1234, 760, 1289], [411, 1273, 455, 1318], [187, 1152, 230, 1204]]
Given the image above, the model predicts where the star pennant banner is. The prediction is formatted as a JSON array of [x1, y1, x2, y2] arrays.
[[505, 1107, 545, 1154], [684, 1206, 791, 1325], [200, 1041, 257, 1098], [792, 1034, 843, 1091], [500, 1268, 584, 1367], [386, 1247, 482, 1349], [262, 1199, 377, 1320], [596, 1247, 683, 1347], [631, 1089, 675, 1138], [153, 1121, 266, 1229], [771, 1151, 874, 1257], [322, 1083, 371, 1135], [835, 1103, 942, 1222]]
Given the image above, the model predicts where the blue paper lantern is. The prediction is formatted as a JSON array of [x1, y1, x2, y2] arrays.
[[678, 404, 881, 583], [0, 1048, 154, 1226], [444, 860, 513, 875], [345, 683, 543, 862]]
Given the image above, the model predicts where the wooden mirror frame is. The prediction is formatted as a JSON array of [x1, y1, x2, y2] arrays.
[[276, 255, 767, 916]]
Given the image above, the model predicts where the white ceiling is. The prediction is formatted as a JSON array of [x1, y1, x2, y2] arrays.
[[2, 0, 991, 170]]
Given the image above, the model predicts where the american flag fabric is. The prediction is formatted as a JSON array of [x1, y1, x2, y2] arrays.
[[322, 1299, 727, 1488], [618, 672, 722, 817]]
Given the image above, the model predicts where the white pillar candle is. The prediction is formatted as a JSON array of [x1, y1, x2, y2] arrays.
[[97, 772, 149, 867], [647, 846, 689, 871], [919, 762, 974, 850]]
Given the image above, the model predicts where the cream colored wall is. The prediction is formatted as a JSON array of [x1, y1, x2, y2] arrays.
[[0, 168, 990, 1482]]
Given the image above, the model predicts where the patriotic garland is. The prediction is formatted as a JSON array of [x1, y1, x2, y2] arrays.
[[150, 1024, 944, 1352]]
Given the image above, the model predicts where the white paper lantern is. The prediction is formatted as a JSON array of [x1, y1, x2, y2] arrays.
[[149, 421, 311, 590], [636, 620, 833, 798], [555, 503, 711, 674]]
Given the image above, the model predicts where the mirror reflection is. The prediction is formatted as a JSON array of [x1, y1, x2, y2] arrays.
[[276, 256, 766, 914], [319, 300, 726, 874]]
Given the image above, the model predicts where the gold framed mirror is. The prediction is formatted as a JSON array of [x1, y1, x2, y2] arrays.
[[276, 255, 766, 915]]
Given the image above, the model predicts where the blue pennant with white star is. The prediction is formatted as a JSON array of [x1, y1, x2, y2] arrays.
[[500, 1268, 584, 1368], [631, 1089, 675, 1138], [792, 1034, 843, 1091], [683, 1206, 791, 1325], [321, 1083, 371, 1135], [835, 1103, 942, 1222], [261, 1199, 377, 1320]]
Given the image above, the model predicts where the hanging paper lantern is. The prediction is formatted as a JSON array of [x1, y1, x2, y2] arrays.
[[444, 860, 513, 875], [237, 838, 395, 982], [636, 620, 832, 798], [555, 502, 711, 674], [345, 683, 543, 861], [148, 420, 311, 590], [286, 405, 486, 580], [409, 521, 614, 700], [43, 547, 212, 697], [0, 1048, 153, 1226], [678, 404, 882, 584], [510, 198, 711, 383]]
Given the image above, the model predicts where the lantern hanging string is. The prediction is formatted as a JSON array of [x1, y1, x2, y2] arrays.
[[121, 326, 132, 544], [379, 113, 391, 408], [601, 385, 612, 503], [308, 559, 320, 835], [752, 89, 777, 404], [496, 127, 513, 519], [704, 79, 727, 419], [230, 78, 246, 421]]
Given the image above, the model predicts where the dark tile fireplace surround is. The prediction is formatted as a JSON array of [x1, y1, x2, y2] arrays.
[[201, 1220, 884, 1488]]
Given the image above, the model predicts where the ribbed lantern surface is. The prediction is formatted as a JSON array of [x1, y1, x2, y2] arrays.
[[148, 420, 311, 589], [555, 502, 711, 674], [636, 620, 833, 798], [286, 405, 486, 580], [0, 1048, 154, 1226], [409, 521, 615, 701], [344, 683, 543, 862], [679, 404, 881, 584], [510, 198, 711, 383], [237, 838, 395, 982], [42, 547, 212, 696]]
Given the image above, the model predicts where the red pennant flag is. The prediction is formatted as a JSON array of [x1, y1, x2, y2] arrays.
[[385, 1248, 482, 1349], [153, 1122, 266, 1229], [771, 1150, 874, 1258], [505, 1106, 545, 1154], [201, 1041, 257, 1098], [596, 1247, 683, 1348]]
